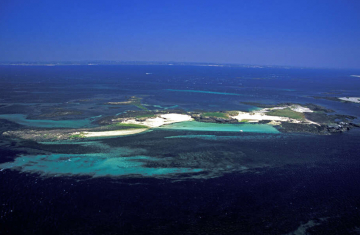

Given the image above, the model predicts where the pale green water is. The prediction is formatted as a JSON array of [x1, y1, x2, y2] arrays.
[[166, 89, 242, 96], [153, 104, 179, 110], [248, 107, 263, 112], [0, 142, 202, 177], [165, 134, 282, 140], [0, 114, 94, 128], [158, 121, 279, 133]]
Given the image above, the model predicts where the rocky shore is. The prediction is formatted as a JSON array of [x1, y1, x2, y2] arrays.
[[191, 113, 239, 124], [326, 122, 360, 133]]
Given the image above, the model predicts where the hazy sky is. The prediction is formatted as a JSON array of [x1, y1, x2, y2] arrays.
[[1, 0, 360, 68]]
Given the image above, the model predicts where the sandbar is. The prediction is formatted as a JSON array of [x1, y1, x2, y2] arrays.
[[82, 128, 148, 137]]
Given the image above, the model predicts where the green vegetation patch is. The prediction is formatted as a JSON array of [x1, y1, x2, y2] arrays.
[[202, 112, 229, 118], [106, 96, 148, 110], [135, 114, 157, 118], [267, 108, 305, 120], [226, 111, 239, 116], [130, 96, 148, 110], [69, 132, 85, 139], [134, 104, 148, 110], [129, 96, 148, 110]]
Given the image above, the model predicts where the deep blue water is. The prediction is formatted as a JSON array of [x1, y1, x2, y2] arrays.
[[1, 65, 360, 234]]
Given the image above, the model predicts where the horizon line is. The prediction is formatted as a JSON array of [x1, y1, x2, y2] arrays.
[[0, 60, 359, 70]]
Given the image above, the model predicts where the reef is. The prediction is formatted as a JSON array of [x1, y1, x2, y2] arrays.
[[104, 96, 148, 110], [28, 109, 83, 120]]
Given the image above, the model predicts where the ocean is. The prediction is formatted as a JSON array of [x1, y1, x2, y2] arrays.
[[1, 65, 360, 234]]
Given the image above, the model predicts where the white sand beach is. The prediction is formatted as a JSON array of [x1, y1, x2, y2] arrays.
[[289, 105, 313, 113], [82, 128, 148, 137], [230, 105, 318, 125], [255, 105, 313, 113], [231, 111, 291, 123], [122, 113, 193, 128], [78, 114, 193, 138], [339, 97, 360, 103]]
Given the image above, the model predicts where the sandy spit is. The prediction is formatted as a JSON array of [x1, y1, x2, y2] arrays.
[[83, 128, 148, 137]]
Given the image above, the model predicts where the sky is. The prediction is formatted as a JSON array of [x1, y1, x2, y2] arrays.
[[0, 0, 360, 68]]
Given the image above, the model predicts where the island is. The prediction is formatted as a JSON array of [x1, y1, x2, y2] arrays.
[[2, 102, 359, 142]]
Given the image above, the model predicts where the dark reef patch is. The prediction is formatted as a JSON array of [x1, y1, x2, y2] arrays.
[[27, 109, 84, 120], [0, 119, 23, 134], [0, 104, 34, 114], [276, 122, 328, 135]]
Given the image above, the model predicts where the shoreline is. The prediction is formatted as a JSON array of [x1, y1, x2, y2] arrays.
[[2, 103, 358, 140]]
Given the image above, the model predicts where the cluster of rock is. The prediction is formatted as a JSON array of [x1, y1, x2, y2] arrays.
[[191, 114, 238, 124], [326, 122, 360, 133], [2, 129, 73, 141]]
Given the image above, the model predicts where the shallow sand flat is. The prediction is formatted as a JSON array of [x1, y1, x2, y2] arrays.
[[122, 113, 193, 128], [82, 128, 148, 137]]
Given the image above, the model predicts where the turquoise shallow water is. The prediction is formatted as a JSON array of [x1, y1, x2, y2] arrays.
[[0, 114, 94, 128], [153, 104, 179, 110], [0, 154, 202, 177], [158, 121, 279, 133], [0, 142, 202, 177]]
